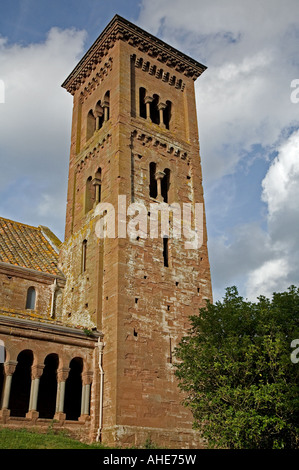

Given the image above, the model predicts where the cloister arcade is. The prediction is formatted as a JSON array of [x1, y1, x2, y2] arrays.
[[0, 316, 102, 440]]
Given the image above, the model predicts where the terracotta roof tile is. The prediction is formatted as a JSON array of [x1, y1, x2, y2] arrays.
[[0, 217, 64, 277]]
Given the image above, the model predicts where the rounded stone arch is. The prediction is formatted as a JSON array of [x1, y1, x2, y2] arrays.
[[103, 89, 110, 103], [9, 349, 34, 417], [102, 90, 110, 120], [150, 93, 160, 124], [94, 100, 104, 129], [86, 109, 96, 141], [163, 100, 172, 130], [161, 167, 171, 203], [36, 344, 62, 369], [37, 353, 59, 419], [149, 161, 157, 199], [1, 340, 17, 363], [94, 166, 102, 180], [25, 286, 36, 310], [139, 86, 147, 118], [64, 356, 84, 420], [3, 339, 40, 366]]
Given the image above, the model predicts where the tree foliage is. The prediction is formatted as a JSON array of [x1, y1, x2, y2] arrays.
[[174, 286, 299, 449]]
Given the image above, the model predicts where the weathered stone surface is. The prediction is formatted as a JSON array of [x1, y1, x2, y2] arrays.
[[0, 16, 212, 448], [60, 16, 212, 448]]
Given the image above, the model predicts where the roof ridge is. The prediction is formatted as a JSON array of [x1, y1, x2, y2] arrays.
[[0, 216, 40, 231]]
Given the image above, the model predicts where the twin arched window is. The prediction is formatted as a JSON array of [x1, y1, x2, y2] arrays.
[[86, 91, 110, 141], [139, 88, 172, 129], [149, 163, 171, 203], [85, 167, 102, 214]]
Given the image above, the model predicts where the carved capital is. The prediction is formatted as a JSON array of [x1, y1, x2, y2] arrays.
[[4, 360, 17, 376], [92, 177, 101, 186], [157, 102, 167, 111], [31, 364, 44, 380], [93, 107, 103, 118], [82, 371, 93, 385], [57, 367, 70, 382], [155, 170, 165, 181], [144, 95, 154, 104]]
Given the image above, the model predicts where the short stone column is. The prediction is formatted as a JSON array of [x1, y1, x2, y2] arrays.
[[94, 107, 103, 131], [102, 100, 110, 122], [155, 170, 166, 202], [92, 177, 102, 205], [158, 102, 167, 128], [79, 371, 93, 422], [54, 367, 70, 422], [26, 364, 44, 421], [0, 360, 17, 422], [144, 95, 153, 121]]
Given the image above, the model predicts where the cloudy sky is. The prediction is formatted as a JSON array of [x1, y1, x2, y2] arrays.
[[0, 0, 299, 302]]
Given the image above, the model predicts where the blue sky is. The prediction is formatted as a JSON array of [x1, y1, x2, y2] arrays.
[[1, 0, 299, 302], [0, 0, 139, 45]]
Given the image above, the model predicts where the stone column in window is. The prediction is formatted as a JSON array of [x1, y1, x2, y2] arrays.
[[92, 177, 102, 205], [26, 364, 44, 421], [54, 367, 70, 421], [102, 100, 109, 122], [94, 107, 103, 130], [144, 95, 153, 122], [155, 170, 165, 202], [158, 102, 167, 128], [79, 371, 93, 422], [0, 360, 17, 422]]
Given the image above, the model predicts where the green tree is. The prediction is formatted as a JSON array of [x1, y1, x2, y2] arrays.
[[174, 286, 299, 449]]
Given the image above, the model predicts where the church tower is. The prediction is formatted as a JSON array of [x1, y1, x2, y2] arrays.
[[60, 15, 212, 448]]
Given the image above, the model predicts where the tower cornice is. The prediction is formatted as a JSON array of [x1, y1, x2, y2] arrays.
[[62, 14, 207, 95]]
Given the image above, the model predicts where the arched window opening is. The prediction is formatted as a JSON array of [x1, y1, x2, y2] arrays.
[[85, 176, 95, 213], [94, 101, 104, 130], [161, 168, 171, 203], [94, 167, 102, 204], [64, 357, 83, 420], [149, 162, 157, 199], [37, 354, 58, 419], [150, 94, 160, 124], [9, 350, 33, 417], [163, 100, 172, 130], [82, 239, 87, 273], [26, 287, 36, 310], [139, 87, 146, 119], [86, 110, 96, 141], [103, 91, 110, 121], [163, 237, 169, 267]]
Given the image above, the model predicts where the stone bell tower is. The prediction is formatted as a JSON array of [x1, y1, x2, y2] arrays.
[[59, 15, 212, 448]]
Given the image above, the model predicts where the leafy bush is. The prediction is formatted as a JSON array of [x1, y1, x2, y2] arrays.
[[174, 286, 299, 449]]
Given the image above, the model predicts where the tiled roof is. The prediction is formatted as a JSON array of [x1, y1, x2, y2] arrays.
[[0, 217, 64, 277]]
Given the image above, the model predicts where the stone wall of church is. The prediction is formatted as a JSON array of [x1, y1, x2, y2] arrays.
[[0, 269, 54, 318]]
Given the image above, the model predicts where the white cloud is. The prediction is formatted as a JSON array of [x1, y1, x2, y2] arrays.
[[0, 27, 86, 239], [246, 258, 290, 301], [138, 0, 299, 182], [0, 6, 298, 302], [209, 130, 299, 301], [262, 130, 299, 217], [138, 1, 299, 301]]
